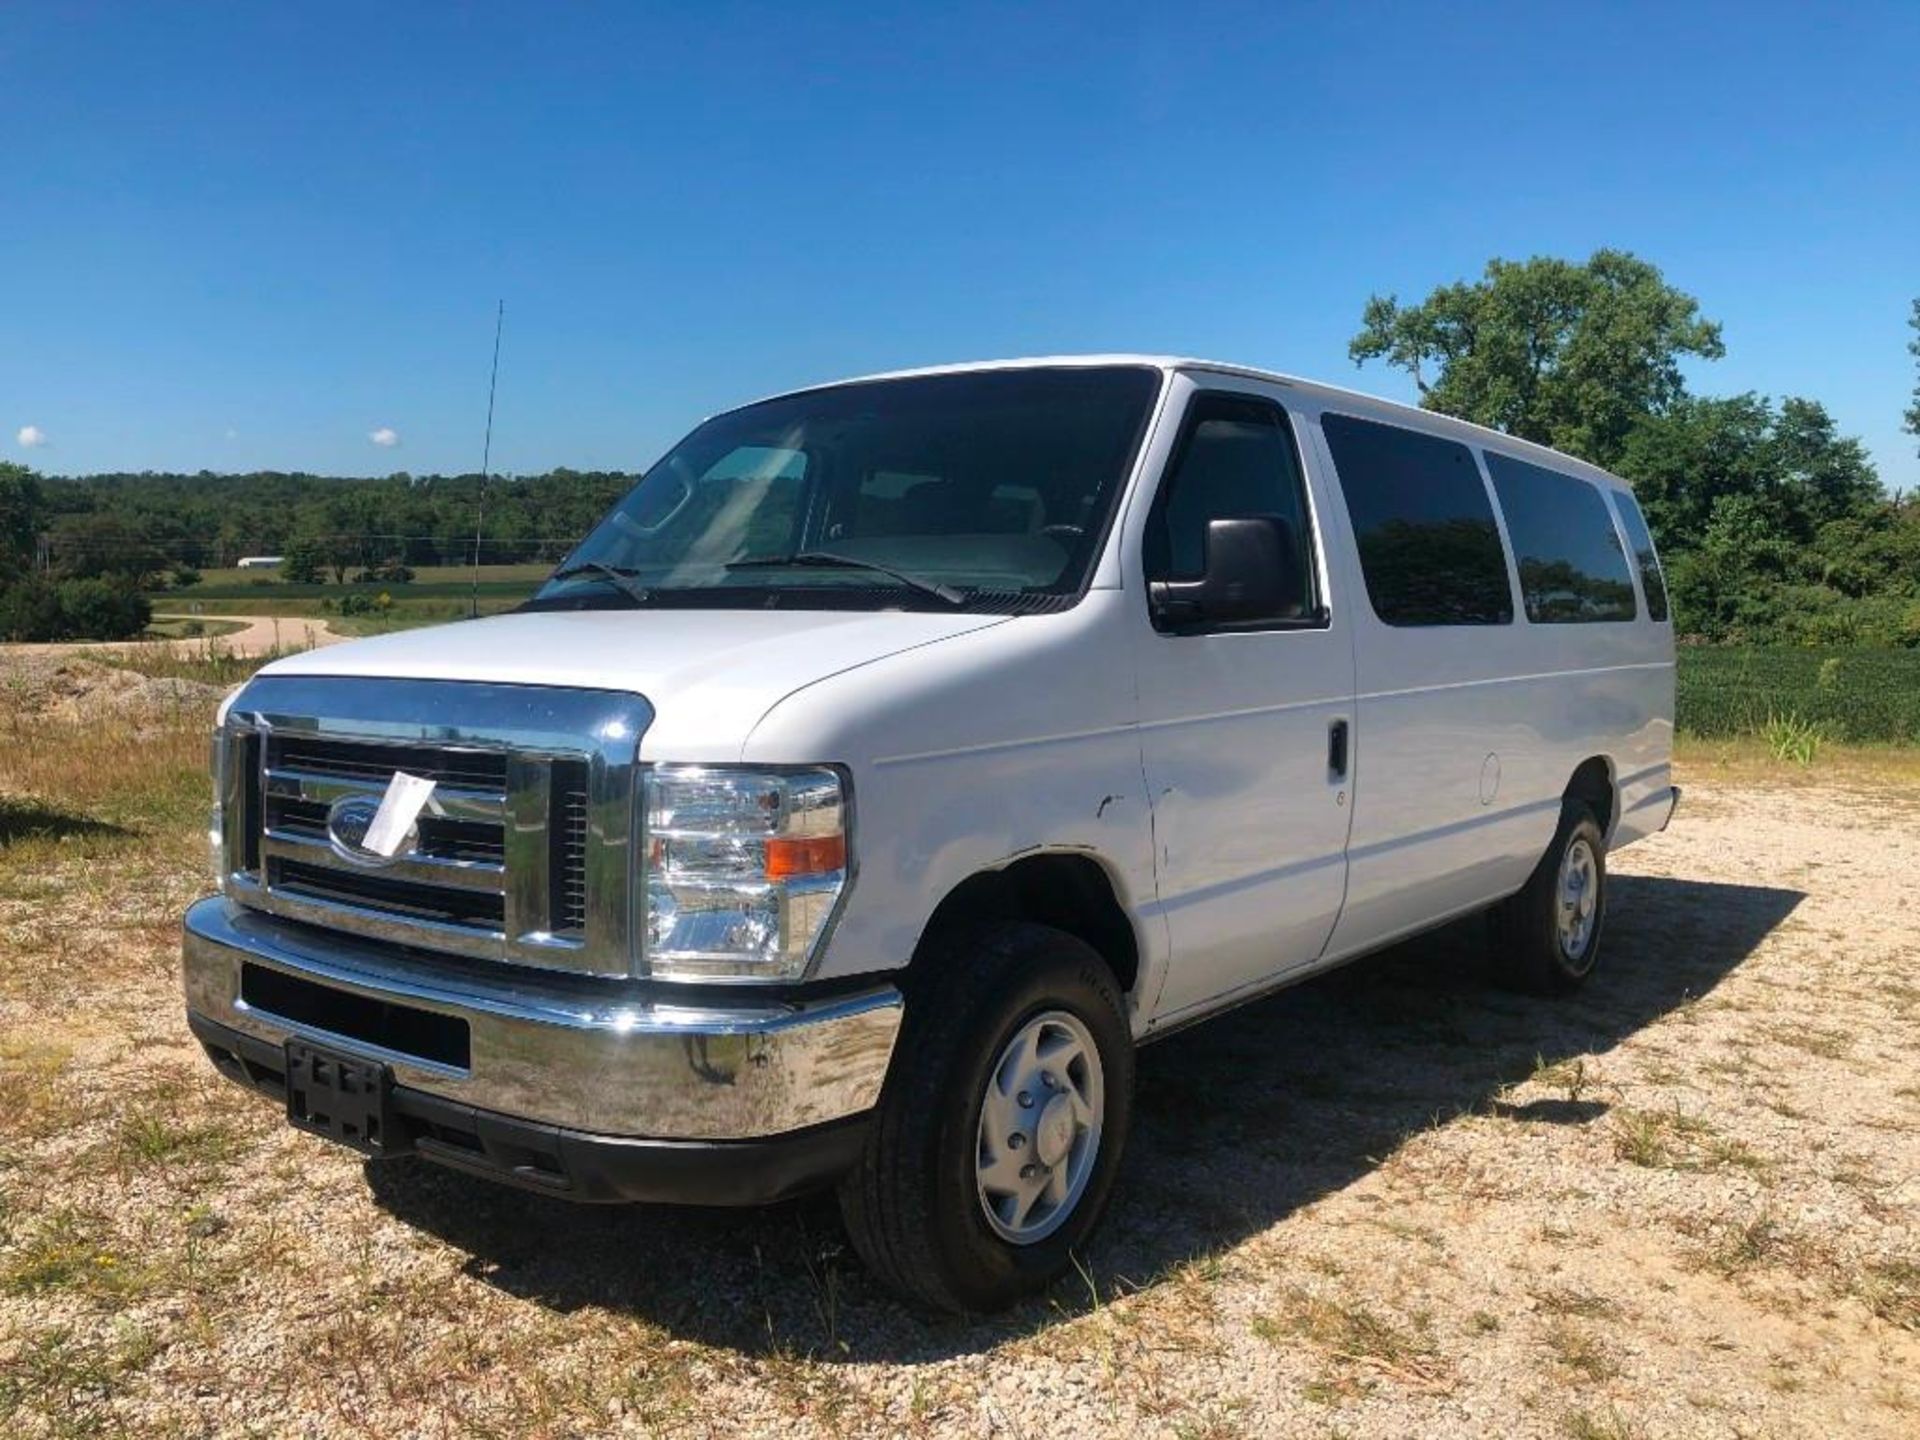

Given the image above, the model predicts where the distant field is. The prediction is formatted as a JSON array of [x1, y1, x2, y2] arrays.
[[1676, 646, 1920, 744], [148, 563, 547, 632], [165, 561, 552, 598]]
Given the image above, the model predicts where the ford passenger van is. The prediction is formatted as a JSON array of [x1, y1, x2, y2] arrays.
[[184, 358, 1677, 1311]]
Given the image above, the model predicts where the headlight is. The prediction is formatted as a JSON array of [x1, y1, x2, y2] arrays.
[[643, 765, 848, 982]]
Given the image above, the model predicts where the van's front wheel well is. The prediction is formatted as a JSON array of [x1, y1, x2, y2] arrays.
[[914, 854, 1140, 995]]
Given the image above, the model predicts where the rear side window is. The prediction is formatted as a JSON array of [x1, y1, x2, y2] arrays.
[[1145, 393, 1316, 619], [1610, 489, 1669, 622], [1484, 453, 1637, 623], [1320, 413, 1512, 626]]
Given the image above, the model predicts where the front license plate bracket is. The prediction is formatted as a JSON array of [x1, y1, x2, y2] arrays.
[[284, 1040, 408, 1157]]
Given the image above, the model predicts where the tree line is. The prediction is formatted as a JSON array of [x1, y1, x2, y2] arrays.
[[1351, 251, 1920, 646], [0, 467, 636, 640], [6, 256, 1919, 643]]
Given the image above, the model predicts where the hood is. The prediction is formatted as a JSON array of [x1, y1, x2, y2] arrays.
[[258, 607, 1010, 761]]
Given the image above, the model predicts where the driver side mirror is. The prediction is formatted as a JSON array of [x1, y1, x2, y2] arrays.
[[1149, 515, 1304, 629]]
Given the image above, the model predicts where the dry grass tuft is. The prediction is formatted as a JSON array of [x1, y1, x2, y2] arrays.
[[1608, 1104, 1773, 1177], [1855, 1259, 1920, 1332], [1544, 1317, 1623, 1383], [1252, 1286, 1453, 1394], [1564, 1405, 1643, 1440]]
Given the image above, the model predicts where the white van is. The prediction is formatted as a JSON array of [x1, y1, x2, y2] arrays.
[[184, 357, 1677, 1311]]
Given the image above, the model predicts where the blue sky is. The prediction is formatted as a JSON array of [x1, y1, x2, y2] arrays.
[[4, 2, 1916, 492]]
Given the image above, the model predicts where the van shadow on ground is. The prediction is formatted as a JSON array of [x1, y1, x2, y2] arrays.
[[365, 874, 1801, 1363], [0, 797, 134, 846]]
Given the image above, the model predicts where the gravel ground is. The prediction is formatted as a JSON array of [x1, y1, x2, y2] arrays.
[[1, 737, 1916, 1438], [7, 612, 345, 659]]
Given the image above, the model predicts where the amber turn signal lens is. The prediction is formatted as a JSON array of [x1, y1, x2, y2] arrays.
[[764, 833, 846, 879]]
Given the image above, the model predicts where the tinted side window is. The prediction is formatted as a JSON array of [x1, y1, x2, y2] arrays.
[[1321, 413, 1512, 626], [1610, 489, 1669, 622], [1145, 393, 1314, 618], [1485, 453, 1637, 623]]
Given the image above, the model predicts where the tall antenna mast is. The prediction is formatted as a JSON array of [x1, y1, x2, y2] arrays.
[[469, 299, 505, 618]]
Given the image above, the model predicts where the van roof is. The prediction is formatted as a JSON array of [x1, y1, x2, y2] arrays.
[[750, 354, 1629, 491]]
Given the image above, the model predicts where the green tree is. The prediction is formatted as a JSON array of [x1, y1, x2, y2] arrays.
[[1620, 394, 1880, 548], [0, 574, 149, 641], [48, 511, 169, 583], [0, 576, 66, 641], [1349, 249, 1724, 467], [0, 462, 44, 575], [55, 577, 151, 640], [1906, 297, 1920, 455], [1769, 397, 1882, 531], [281, 535, 325, 585], [1616, 394, 1776, 542]]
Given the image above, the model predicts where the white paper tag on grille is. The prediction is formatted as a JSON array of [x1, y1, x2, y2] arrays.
[[363, 771, 437, 857]]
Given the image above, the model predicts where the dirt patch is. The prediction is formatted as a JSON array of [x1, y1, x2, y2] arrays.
[[1, 726, 1917, 1438], [0, 655, 228, 730]]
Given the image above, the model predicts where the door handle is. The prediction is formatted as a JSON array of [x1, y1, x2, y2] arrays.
[[1328, 718, 1349, 779]]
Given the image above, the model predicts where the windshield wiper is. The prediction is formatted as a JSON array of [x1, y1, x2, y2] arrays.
[[545, 560, 653, 606], [724, 551, 966, 606]]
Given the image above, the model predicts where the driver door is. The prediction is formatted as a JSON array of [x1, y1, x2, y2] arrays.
[[1134, 386, 1357, 1023]]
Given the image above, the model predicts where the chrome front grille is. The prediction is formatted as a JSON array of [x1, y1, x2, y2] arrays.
[[549, 760, 591, 937], [217, 676, 651, 978], [269, 734, 510, 790], [259, 731, 511, 939]]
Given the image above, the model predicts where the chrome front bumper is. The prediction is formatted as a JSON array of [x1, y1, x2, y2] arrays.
[[182, 897, 903, 1141]]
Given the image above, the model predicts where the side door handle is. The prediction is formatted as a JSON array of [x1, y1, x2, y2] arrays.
[[1328, 718, 1349, 780]]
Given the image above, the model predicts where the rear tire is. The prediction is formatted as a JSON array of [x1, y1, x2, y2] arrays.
[[1490, 800, 1608, 994], [837, 922, 1134, 1313]]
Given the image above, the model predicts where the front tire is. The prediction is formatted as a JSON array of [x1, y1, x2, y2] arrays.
[[1490, 799, 1608, 994], [837, 922, 1134, 1313]]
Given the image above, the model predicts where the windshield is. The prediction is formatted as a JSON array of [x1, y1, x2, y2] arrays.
[[528, 365, 1162, 613]]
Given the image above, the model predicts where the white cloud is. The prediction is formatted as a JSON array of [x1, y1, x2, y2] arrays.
[[16, 424, 47, 448], [368, 426, 400, 448]]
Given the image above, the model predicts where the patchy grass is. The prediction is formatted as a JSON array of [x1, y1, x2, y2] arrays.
[[1855, 1260, 1920, 1332], [92, 641, 282, 686], [0, 1210, 134, 1299], [1673, 733, 1920, 789], [1564, 1406, 1643, 1440], [0, 716, 206, 830], [1534, 1286, 1622, 1321], [1765, 1023, 1852, 1061], [0, 1033, 83, 1140], [1544, 1317, 1623, 1383], [114, 1112, 243, 1171], [0, 1320, 164, 1422], [1608, 1103, 1775, 1178], [1, 704, 1916, 1435], [1252, 1286, 1452, 1394]]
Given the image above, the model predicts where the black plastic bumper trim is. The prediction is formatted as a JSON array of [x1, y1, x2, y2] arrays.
[[188, 1011, 870, 1206], [240, 961, 472, 1070]]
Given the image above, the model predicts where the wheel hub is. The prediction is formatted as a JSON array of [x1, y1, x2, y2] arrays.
[[974, 1010, 1105, 1245], [1034, 1093, 1076, 1169], [1557, 837, 1599, 961]]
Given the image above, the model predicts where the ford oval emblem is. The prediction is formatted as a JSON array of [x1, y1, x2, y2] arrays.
[[326, 795, 411, 866]]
